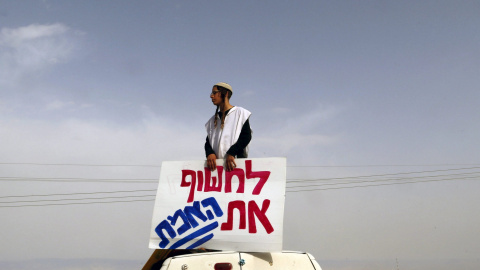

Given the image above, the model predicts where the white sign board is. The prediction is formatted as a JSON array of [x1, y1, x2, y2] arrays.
[[149, 157, 286, 252]]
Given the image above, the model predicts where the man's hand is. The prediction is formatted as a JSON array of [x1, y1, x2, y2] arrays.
[[207, 154, 217, 171], [225, 154, 236, 172]]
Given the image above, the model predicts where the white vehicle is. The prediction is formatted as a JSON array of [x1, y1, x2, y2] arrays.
[[145, 250, 322, 270]]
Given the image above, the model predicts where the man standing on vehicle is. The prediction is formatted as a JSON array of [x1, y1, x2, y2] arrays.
[[205, 82, 252, 172]]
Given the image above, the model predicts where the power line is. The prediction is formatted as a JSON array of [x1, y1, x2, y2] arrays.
[[0, 177, 157, 183], [0, 189, 157, 199], [2, 172, 477, 201], [2, 162, 480, 168], [286, 172, 480, 188], [0, 177, 157, 180], [287, 164, 480, 167], [287, 175, 479, 189], [0, 162, 161, 167], [287, 175, 479, 192], [287, 166, 480, 182], [1, 194, 156, 205], [3, 167, 480, 184], [0, 198, 155, 208], [2, 166, 479, 208], [2, 175, 477, 208]]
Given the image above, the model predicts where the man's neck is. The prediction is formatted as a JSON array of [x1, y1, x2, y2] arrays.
[[220, 103, 234, 112]]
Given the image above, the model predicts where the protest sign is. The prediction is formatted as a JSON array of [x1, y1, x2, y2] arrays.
[[149, 157, 286, 251]]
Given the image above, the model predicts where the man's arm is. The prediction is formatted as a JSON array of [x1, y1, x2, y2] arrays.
[[225, 119, 252, 171], [205, 136, 217, 171], [205, 136, 215, 157], [226, 119, 252, 157]]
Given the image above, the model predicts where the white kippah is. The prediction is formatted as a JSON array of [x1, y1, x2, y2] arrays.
[[214, 82, 233, 94]]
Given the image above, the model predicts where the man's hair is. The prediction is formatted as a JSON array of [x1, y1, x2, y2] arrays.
[[213, 86, 232, 129], [216, 85, 232, 99]]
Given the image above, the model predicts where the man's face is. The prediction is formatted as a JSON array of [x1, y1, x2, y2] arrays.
[[210, 86, 222, 106]]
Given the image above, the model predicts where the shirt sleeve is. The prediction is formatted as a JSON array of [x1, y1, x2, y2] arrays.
[[205, 136, 215, 158], [226, 119, 252, 158]]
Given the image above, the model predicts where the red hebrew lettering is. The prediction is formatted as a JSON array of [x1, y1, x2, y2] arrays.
[[196, 171, 204, 192], [225, 168, 245, 193], [204, 166, 223, 192], [248, 200, 274, 234], [220, 200, 246, 231], [181, 170, 196, 203], [245, 160, 271, 195]]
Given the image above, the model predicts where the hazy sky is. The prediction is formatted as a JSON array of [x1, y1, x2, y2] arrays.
[[1, 1, 479, 269]]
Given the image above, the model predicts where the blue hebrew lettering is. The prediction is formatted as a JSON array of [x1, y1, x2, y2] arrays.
[[167, 209, 192, 235], [205, 210, 214, 220], [169, 222, 218, 249], [158, 197, 225, 249], [184, 201, 207, 228], [155, 220, 177, 248], [201, 197, 224, 220]]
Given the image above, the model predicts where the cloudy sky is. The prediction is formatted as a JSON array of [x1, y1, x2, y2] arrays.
[[1, 1, 479, 269]]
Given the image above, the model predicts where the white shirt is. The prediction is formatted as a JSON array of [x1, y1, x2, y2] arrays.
[[205, 106, 251, 159]]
